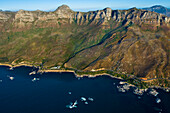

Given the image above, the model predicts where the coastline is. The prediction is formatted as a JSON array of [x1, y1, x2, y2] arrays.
[[0, 63, 125, 83], [0, 63, 35, 68], [40, 69, 124, 80], [74, 73, 123, 80], [0, 63, 169, 90], [0, 63, 14, 67]]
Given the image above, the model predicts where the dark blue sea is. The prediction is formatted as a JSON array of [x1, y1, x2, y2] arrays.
[[0, 66, 169, 113]]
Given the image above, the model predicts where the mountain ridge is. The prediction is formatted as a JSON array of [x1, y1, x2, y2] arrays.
[[143, 5, 170, 17], [0, 4, 170, 32]]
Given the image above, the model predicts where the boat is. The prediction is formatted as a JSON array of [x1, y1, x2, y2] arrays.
[[66, 100, 78, 109], [29, 71, 36, 75], [68, 92, 72, 95], [7, 75, 14, 80], [156, 98, 161, 103], [88, 97, 94, 101], [119, 81, 126, 84], [9, 67, 13, 70], [9, 76, 14, 80], [80, 97, 86, 101], [165, 89, 169, 93], [32, 78, 40, 82], [85, 102, 88, 104]]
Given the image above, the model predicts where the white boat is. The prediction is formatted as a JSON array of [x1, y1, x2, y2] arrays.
[[66, 100, 78, 109], [85, 102, 88, 104], [119, 81, 126, 84], [88, 97, 94, 101], [68, 92, 72, 95], [7, 75, 14, 80], [80, 97, 86, 101], [9, 77, 14, 80], [32, 78, 40, 82], [0, 80, 2, 82], [156, 98, 161, 103], [166, 89, 169, 93], [9, 67, 13, 70], [29, 71, 36, 75]]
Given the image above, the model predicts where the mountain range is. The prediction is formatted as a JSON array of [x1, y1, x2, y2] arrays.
[[0, 5, 169, 86], [143, 5, 170, 17]]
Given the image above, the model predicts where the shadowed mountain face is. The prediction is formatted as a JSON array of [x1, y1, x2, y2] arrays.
[[143, 5, 170, 17], [0, 5, 169, 80]]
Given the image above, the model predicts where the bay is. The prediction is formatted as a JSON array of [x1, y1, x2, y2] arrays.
[[0, 66, 169, 113]]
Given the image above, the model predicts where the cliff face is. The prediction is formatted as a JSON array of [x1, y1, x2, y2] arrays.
[[74, 7, 170, 26], [0, 11, 15, 31], [0, 5, 170, 83], [0, 5, 170, 31], [11, 5, 74, 30]]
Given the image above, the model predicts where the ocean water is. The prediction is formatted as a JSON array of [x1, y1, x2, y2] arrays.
[[0, 66, 169, 113]]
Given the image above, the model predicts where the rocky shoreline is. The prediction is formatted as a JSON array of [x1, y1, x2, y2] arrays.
[[0, 63, 169, 91]]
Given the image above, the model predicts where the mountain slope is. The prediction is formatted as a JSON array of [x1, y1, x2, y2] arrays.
[[0, 5, 169, 86], [143, 5, 170, 17]]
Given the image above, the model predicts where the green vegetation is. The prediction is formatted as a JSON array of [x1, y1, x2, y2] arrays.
[[0, 57, 9, 62]]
